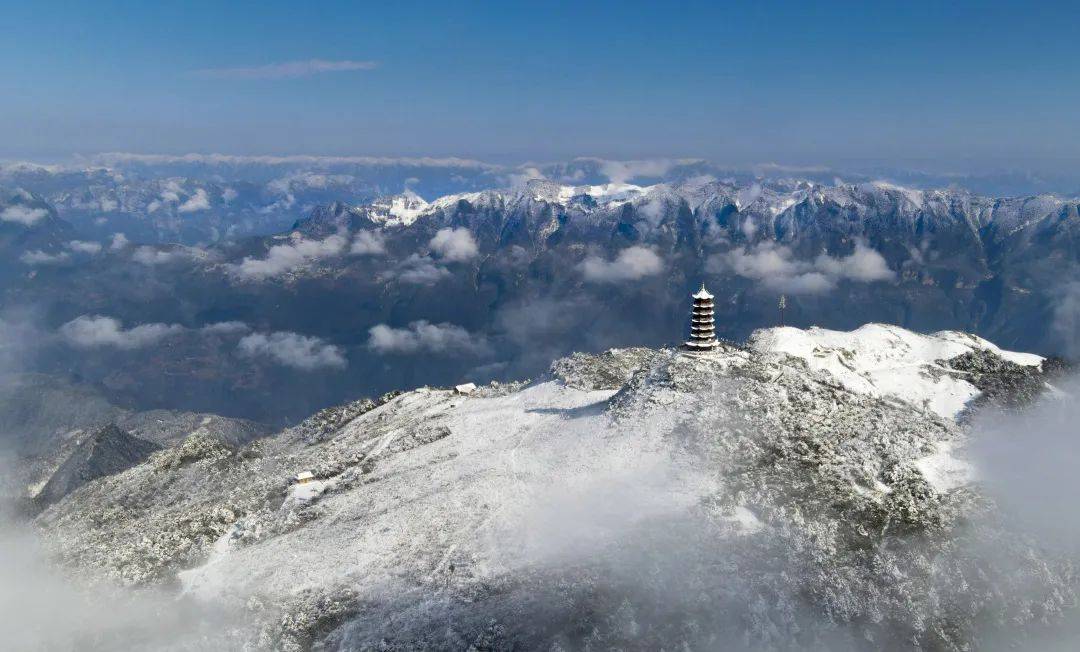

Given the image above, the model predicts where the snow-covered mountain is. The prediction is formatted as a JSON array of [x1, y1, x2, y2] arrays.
[[26, 325, 1071, 650], [0, 156, 509, 244], [3, 164, 1079, 423], [6, 155, 1079, 246]]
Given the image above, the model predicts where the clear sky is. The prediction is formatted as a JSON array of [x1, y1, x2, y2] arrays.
[[3, 0, 1080, 170]]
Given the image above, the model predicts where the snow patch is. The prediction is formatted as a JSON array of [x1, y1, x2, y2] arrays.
[[914, 442, 973, 492]]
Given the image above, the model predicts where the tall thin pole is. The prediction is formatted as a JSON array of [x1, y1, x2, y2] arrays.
[[779, 294, 786, 327]]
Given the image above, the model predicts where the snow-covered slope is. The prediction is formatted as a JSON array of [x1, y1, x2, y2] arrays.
[[750, 323, 1044, 419], [30, 325, 1071, 650]]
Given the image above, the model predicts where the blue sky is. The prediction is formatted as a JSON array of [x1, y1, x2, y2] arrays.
[[3, 0, 1079, 170]]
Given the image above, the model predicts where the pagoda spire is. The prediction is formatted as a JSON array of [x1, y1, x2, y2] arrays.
[[685, 283, 718, 351]]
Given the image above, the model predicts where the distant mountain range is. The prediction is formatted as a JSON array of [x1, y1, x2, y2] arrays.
[[1, 158, 1078, 423], [4, 155, 1079, 245]]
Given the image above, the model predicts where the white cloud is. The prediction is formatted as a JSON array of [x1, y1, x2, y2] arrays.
[[507, 166, 546, 188], [60, 315, 183, 350], [200, 321, 251, 335], [191, 59, 378, 80], [382, 254, 451, 285], [1, 205, 48, 226], [221, 187, 239, 204], [429, 227, 478, 262], [586, 158, 703, 185], [237, 331, 346, 370], [20, 250, 69, 265], [67, 240, 103, 255], [368, 321, 488, 355], [350, 230, 386, 256], [1052, 281, 1080, 357], [159, 180, 182, 203], [177, 188, 210, 213], [710, 241, 894, 294], [132, 246, 188, 266], [91, 152, 495, 170], [231, 234, 347, 279], [110, 233, 130, 251], [580, 246, 664, 283]]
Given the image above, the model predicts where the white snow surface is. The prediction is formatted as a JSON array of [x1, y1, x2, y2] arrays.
[[749, 323, 1042, 420], [914, 441, 973, 493], [38, 326, 1061, 648], [178, 381, 719, 602]]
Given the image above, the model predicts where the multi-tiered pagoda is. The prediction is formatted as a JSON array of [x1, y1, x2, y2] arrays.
[[685, 283, 718, 351]]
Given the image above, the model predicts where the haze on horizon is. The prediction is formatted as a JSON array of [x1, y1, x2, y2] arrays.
[[4, 0, 1080, 176]]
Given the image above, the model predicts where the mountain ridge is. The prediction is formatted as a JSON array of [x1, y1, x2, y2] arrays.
[[29, 324, 1072, 650]]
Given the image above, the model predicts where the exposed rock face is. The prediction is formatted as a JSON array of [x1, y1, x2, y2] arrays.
[[1, 374, 271, 504], [29, 326, 1077, 650], [549, 347, 664, 390], [33, 424, 160, 508], [942, 349, 1070, 414]]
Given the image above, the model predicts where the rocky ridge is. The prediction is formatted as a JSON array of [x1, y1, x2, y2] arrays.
[[28, 325, 1076, 650]]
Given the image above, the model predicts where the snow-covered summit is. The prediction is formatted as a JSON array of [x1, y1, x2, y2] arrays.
[[750, 323, 1043, 419], [31, 324, 1066, 649], [366, 189, 430, 226]]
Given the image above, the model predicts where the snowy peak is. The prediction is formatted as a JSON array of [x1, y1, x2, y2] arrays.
[[32, 324, 1063, 648], [33, 424, 161, 508], [367, 190, 430, 226], [749, 323, 1044, 419]]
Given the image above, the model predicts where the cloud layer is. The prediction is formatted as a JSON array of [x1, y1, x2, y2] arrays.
[[232, 234, 348, 279], [429, 227, 479, 262], [237, 331, 347, 370], [0, 205, 48, 225], [350, 230, 386, 256], [580, 246, 664, 283], [368, 321, 488, 355], [20, 250, 69, 265], [60, 316, 183, 350], [711, 241, 894, 294], [192, 59, 378, 80]]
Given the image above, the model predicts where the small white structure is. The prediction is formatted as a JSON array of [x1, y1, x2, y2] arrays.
[[454, 383, 477, 395], [294, 471, 315, 485]]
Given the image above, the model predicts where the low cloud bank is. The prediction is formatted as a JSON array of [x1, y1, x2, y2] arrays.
[[131, 246, 201, 266], [0, 205, 49, 225], [231, 234, 348, 279], [710, 241, 894, 294], [20, 250, 70, 265], [238, 331, 347, 370], [192, 59, 378, 80], [580, 246, 663, 283], [429, 227, 478, 262], [350, 230, 386, 256], [381, 254, 451, 285], [1052, 280, 1080, 357], [969, 376, 1080, 547], [67, 240, 103, 255], [368, 321, 488, 355], [0, 458, 239, 650], [60, 315, 184, 350], [177, 188, 211, 213]]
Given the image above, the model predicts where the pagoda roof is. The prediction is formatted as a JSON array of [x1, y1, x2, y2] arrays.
[[692, 283, 714, 300]]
